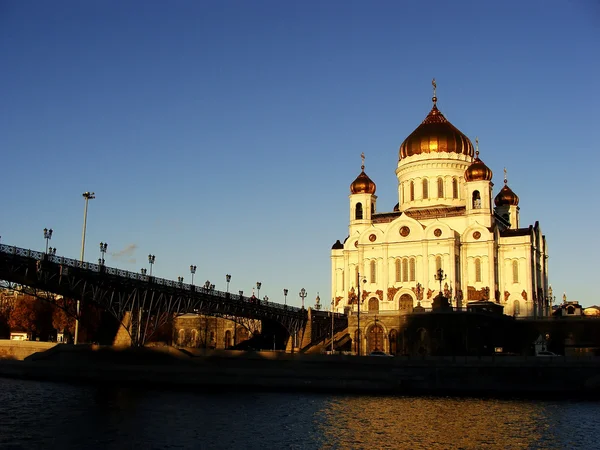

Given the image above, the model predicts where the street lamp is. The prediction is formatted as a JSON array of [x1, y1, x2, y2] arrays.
[[314, 293, 321, 310], [43, 228, 53, 254], [264, 295, 269, 305], [204, 280, 211, 290], [99, 242, 107, 266], [189, 265, 197, 285], [331, 298, 335, 354], [140, 268, 147, 275], [283, 288, 288, 306], [47, 247, 57, 256], [434, 268, 447, 295], [239, 290, 243, 297], [178, 276, 184, 284], [148, 254, 156, 276], [226, 274, 231, 293], [356, 273, 366, 356], [76, 191, 94, 346], [256, 282, 262, 300], [80, 192, 95, 262], [299, 288, 307, 310]]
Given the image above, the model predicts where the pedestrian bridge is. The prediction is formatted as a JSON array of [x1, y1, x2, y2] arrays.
[[0, 243, 347, 348]]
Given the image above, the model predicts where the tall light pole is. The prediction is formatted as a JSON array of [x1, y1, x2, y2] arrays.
[[43, 228, 53, 254], [226, 274, 231, 294], [357, 272, 366, 356], [283, 288, 288, 307], [299, 288, 306, 310], [99, 242, 107, 266], [331, 298, 335, 354], [190, 265, 197, 285], [148, 254, 156, 276], [80, 192, 95, 262], [75, 192, 94, 345], [256, 282, 262, 300]]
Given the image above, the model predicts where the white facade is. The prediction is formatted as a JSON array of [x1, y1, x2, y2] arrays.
[[331, 93, 549, 318]]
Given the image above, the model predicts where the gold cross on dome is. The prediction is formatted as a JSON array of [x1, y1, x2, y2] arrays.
[[361, 152, 365, 170], [432, 78, 437, 97], [504, 167, 508, 184]]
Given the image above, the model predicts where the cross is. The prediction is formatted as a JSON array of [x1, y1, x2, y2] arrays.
[[504, 167, 507, 184], [361, 152, 365, 170], [432, 78, 437, 97]]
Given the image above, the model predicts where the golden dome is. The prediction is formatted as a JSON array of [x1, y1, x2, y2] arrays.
[[494, 181, 519, 206], [399, 97, 474, 160], [350, 170, 376, 194], [465, 150, 493, 182], [350, 152, 376, 194]]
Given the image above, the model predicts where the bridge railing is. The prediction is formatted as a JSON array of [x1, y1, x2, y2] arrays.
[[1, 244, 306, 314]]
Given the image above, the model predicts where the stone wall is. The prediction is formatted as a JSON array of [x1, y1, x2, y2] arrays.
[[0, 340, 56, 360]]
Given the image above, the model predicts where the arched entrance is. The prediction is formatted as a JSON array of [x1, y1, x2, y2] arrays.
[[367, 324, 384, 353], [236, 327, 249, 344], [389, 329, 398, 355], [368, 297, 379, 312], [399, 293, 414, 312], [224, 330, 232, 348]]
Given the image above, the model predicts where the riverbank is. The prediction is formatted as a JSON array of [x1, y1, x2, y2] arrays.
[[1, 345, 599, 398]]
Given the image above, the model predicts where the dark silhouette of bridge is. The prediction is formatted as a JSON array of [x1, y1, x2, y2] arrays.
[[0, 244, 347, 348]]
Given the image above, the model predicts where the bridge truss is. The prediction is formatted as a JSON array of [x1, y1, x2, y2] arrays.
[[0, 244, 308, 346]]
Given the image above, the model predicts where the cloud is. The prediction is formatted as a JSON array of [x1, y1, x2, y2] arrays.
[[110, 243, 138, 264]]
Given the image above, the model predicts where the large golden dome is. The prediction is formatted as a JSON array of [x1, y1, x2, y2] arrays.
[[465, 150, 493, 182], [399, 97, 474, 160]]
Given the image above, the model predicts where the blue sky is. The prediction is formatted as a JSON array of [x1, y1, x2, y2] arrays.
[[1, 1, 598, 307]]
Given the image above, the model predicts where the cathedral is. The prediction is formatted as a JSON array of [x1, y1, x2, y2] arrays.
[[330, 81, 549, 346]]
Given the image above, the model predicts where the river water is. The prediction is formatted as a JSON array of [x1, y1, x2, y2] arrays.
[[0, 377, 597, 449]]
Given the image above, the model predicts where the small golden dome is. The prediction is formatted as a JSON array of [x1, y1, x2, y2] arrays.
[[494, 181, 519, 206], [351, 152, 376, 194], [465, 150, 493, 182], [399, 96, 473, 160], [350, 171, 376, 194]]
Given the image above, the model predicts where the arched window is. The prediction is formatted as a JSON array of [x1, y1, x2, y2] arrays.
[[422, 179, 428, 199], [409, 258, 416, 281], [371, 203, 375, 215], [472, 190, 481, 209], [512, 260, 519, 283], [475, 258, 482, 283], [224, 330, 232, 348], [410, 181, 415, 201], [191, 329, 199, 347], [437, 177, 444, 198], [400, 184, 404, 204], [452, 178, 458, 199], [368, 297, 379, 312], [402, 258, 408, 282], [178, 329, 186, 346], [399, 294, 413, 311], [395, 259, 401, 282], [513, 299, 520, 316], [436, 256, 442, 272], [370, 260, 376, 283], [355, 202, 363, 220]]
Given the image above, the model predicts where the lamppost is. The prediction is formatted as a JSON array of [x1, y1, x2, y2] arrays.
[[299, 288, 307, 310], [148, 254, 156, 276], [434, 268, 447, 295], [140, 268, 147, 275], [99, 242, 107, 266], [204, 280, 211, 291], [80, 192, 95, 261], [264, 295, 269, 305], [178, 276, 184, 284], [331, 298, 335, 354], [314, 293, 321, 310], [283, 288, 288, 307], [226, 274, 231, 294], [256, 282, 262, 300], [47, 247, 57, 256], [189, 265, 197, 285], [43, 228, 53, 254], [356, 273, 366, 356], [76, 191, 95, 346]]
